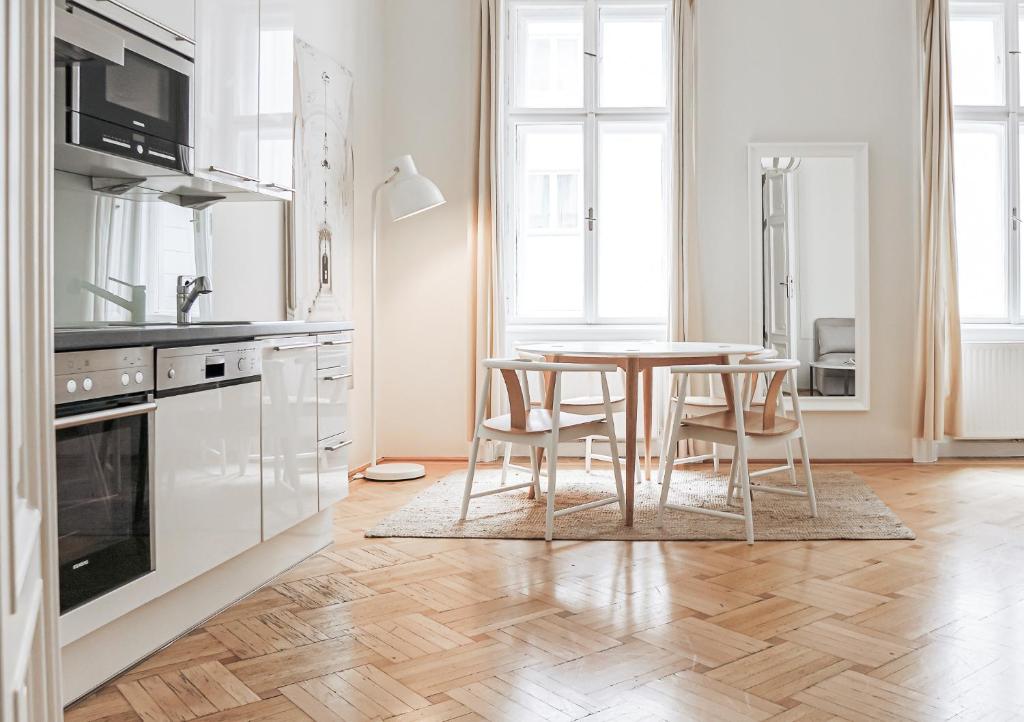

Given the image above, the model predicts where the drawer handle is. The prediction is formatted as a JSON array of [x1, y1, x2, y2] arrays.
[[273, 341, 320, 351], [321, 340, 352, 346], [262, 181, 296, 193], [208, 166, 260, 183], [325, 439, 353, 452], [323, 373, 352, 381]]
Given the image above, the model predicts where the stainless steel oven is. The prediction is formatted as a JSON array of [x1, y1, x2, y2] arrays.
[[56, 4, 193, 173], [54, 347, 155, 613]]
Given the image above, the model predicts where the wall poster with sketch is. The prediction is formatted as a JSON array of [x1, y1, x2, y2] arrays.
[[291, 37, 354, 321]]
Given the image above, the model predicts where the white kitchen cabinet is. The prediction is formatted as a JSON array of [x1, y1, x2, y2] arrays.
[[195, 0, 260, 190], [318, 436, 351, 509], [258, 0, 295, 197], [260, 336, 319, 539], [155, 382, 262, 587], [72, 0, 196, 50]]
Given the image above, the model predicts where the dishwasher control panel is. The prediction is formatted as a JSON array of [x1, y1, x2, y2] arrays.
[[156, 342, 261, 394]]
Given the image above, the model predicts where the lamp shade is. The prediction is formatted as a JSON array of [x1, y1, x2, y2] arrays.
[[386, 155, 446, 221]]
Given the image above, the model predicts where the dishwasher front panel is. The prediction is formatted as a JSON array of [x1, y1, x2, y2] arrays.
[[155, 380, 262, 588]]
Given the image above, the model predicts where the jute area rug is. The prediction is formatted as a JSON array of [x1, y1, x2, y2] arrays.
[[366, 468, 915, 542]]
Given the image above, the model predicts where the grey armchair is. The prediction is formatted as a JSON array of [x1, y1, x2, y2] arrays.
[[812, 318, 855, 396]]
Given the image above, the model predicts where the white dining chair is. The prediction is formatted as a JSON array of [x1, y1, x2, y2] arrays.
[[656, 357, 816, 544], [658, 348, 781, 476], [499, 353, 640, 486], [462, 358, 627, 541]]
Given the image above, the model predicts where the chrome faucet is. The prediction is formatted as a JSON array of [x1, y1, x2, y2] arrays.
[[80, 276, 147, 323], [176, 275, 212, 324]]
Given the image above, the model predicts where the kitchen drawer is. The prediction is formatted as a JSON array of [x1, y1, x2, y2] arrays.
[[318, 435, 351, 509], [317, 332, 353, 370], [318, 367, 352, 440]]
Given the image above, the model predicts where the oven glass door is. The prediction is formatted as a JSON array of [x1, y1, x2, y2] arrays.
[[75, 49, 189, 145], [55, 396, 154, 613]]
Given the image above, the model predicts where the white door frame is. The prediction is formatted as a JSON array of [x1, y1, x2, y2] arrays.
[[1, 0, 64, 719]]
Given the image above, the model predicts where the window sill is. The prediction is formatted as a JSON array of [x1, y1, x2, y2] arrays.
[[961, 324, 1024, 343]]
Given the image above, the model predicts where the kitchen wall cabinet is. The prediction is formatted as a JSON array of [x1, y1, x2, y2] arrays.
[[260, 336, 319, 539], [72, 0, 196, 51], [258, 0, 295, 197], [195, 0, 260, 191]]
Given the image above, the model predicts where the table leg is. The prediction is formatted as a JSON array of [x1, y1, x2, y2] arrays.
[[624, 359, 639, 526], [642, 367, 653, 481]]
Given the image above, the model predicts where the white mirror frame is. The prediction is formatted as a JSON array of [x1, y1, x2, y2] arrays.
[[747, 142, 871, 411]]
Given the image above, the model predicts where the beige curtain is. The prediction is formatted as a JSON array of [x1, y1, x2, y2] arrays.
[[914, 0, 964, 455], [668, 0, 702, 343], [468, 0, 502, 440]]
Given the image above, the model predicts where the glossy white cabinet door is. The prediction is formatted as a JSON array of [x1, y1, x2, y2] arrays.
[[261, 338, 319, 539], [258, 0, 294, 195], [318, 435, 351, 510], [195, 0, 260, 189], [155, 382, 262, 588]]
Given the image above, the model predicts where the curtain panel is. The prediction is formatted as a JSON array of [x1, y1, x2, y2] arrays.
[[469, 0, 503, 441], [669, 0, 702, 344], [914, 0, 964, 459]]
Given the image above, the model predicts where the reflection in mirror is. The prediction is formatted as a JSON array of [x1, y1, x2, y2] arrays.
[[53, 170, 213, 326], [760, 155, 857, 397]]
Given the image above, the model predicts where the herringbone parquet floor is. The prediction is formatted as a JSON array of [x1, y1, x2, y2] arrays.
[[66, 461, 1024, 721]]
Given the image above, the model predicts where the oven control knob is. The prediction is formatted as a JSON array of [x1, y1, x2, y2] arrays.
[[82, 378, 93, 391], [66, 379, 77, 394], [135, 371, 144, 384], [167, 367, 176, 379], [136, 144, 144, 154], [121, 373, 130, 386], [237, 358, 247, 371]]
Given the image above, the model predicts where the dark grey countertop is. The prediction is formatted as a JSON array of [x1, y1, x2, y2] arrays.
[[54, 320, 354, 352]]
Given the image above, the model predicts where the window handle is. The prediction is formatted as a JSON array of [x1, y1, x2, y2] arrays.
[[1013, 207, 1022, 230], [586, 207, 597, 231]]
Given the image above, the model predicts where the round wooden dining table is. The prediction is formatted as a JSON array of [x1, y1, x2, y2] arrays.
[[516, 340, 763, 526]]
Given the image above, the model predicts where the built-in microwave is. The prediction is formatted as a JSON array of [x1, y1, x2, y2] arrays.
[[57, 6, 193, 173]]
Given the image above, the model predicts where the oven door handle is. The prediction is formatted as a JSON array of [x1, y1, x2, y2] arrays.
[[54, 401, 157, 430]]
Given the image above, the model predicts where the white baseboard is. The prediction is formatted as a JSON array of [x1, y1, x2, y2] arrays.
[[941, 439, 1024, 458]]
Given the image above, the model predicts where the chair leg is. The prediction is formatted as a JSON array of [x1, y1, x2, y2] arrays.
[[460, 435, 482, 521], [712, 442, 720, 474], [545, 441, 558, 542], [529, 447, 542, 499], [736, 440, 755, 544], [585, 437, 593, 474], [500, 442, 512, 487], [656, 437, 677, 528], [725, 455, 739, 506], [785, 441, 797, 485], [798, 434, 818, 517], [606, 426, 626, 516]]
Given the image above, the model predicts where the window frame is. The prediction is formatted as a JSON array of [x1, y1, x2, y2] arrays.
[[501, 0, 673, 326], [952, 0, 1023, 326]]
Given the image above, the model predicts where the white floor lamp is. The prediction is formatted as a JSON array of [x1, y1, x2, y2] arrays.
[[365, 155, 446, 481]]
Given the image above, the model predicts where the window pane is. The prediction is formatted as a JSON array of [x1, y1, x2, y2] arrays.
[[597, 122, 667, 318], [515, 7, 584, 108], [954, 121, 1007, 319], [516, 124, 584, 318], [950, 4, 1005, 106], [599, 8, 668, 108]]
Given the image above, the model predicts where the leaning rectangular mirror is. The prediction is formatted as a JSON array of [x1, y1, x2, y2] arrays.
[[748, 143, 870, 410]]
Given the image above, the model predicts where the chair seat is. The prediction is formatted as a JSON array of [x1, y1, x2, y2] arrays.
[[483, 409, 605, 435], [682, 410, 799, 437], [678, 396, 766, 409]]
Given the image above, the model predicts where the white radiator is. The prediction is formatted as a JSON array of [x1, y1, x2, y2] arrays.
[[961, 342, 1024, 439]]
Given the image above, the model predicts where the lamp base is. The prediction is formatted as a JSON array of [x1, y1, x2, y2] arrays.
[[364, 462, 426, 482]]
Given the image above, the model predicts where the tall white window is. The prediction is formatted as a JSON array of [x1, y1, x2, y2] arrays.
[[950, 0, 1024, 324], [502, 0, 671, 325]]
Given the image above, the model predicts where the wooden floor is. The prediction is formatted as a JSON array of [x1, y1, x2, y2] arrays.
[[66, 460, 1024, 721]]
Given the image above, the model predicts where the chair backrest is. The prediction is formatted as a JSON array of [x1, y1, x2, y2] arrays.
[[476, 358, 619, 432], [670, 358, 801, 432]]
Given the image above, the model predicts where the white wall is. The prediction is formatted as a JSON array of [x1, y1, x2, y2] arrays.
[[698, 0, 918, 458], [376, 0, 477, 458]]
